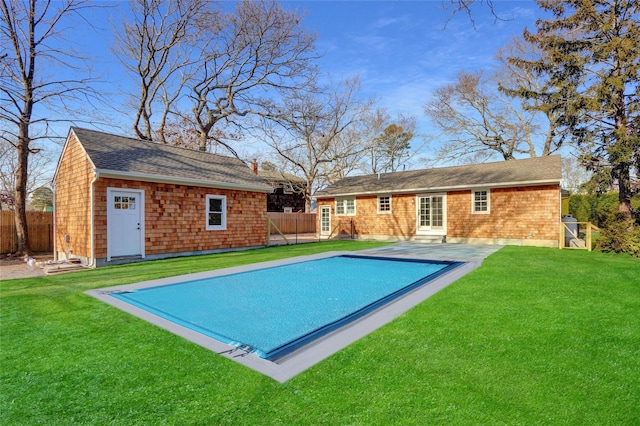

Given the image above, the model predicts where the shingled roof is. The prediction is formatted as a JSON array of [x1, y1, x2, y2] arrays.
[[64, 127, 272, 192], [258, 170, 305, 183], [315, 155, 562, 197]]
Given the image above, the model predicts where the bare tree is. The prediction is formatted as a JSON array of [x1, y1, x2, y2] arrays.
[[440, 0, 499, 28], [343, 108, 418, 175], [158, 113, 200, 149], [360, 108, 390, 174], [424, 70, 549, 163], [0, 139, 55, 210], [562, 156, 592, 194], [113, 0, 207, 142], [1, 0, 98, 254], [0, 140, 16, 210], [258, 76, 372, 211], [323, 125, 369, 182], [189, 0, 318, 156]]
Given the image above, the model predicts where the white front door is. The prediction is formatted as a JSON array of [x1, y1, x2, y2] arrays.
[[107, 188, 144, 259], [417, 194, 446, 234], [320, 206, 331, 236]]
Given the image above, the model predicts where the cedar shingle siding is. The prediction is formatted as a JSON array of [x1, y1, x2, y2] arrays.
[[54, 132, 94, 259], [316, 156, 562, 247], [53, 128, 271, 266]]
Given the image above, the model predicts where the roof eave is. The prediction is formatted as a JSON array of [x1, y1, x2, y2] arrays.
[[96, 169, 274, 193], [315, 178, 562, 198]]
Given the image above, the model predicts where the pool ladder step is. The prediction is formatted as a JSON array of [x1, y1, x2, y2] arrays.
[[220, 344, 256, 358]]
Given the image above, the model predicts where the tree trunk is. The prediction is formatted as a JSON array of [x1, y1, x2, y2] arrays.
[[617, 163, 632, 215], [614, 84, 632, 216], [14, 123, 31, 254], [304, 183, 312, 213]]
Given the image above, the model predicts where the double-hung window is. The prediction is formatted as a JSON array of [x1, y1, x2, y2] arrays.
[[206, 195, 227, 230], [336, 197, 356, 216], [378, 195, 391, 214], [472, 189, 490, 214]]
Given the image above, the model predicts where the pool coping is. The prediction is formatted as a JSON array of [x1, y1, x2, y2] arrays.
[[86, 250, 482, 383]]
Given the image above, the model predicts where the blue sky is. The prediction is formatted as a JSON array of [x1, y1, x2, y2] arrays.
[[42, 0, 545, 170], [290, 1, 539, 120]]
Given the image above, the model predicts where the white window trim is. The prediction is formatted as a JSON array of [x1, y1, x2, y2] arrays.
[[206, 194, 227, 230], [377, 195, 392, 214], [335, 197, 356, 216], [416, 193, 447, 235], [472, 188, 490, 214]]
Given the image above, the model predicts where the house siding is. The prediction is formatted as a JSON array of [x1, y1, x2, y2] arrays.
[[53, 133, 94, 261], [93, 178, 267, 261], [54, 132, 268, 266], [267, 187, 305, 212], [447, 185, 560, 242], [317, 194, 416, 239], [316, 184, 560, 246]]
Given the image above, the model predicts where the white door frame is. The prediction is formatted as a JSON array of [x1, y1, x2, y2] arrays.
[[416, 193, 447, 236], [106, 187, 145, 261], [319, 205, 331, 237]]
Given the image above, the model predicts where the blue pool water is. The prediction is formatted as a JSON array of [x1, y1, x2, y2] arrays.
[[110, 255, 462, 360]]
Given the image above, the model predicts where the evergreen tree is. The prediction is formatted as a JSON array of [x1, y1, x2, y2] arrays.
[[30, 186, 53, 211], [506, 0, 640, 215], [373, 124, 413, 173]]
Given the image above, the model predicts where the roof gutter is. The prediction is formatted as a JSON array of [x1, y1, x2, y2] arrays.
[[315, 179, 562, 198], [95, 169, 273, 193]]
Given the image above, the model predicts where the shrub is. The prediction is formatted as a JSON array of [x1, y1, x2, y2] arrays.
[[596, 212, 640, 257], [569, 192, 640, 227]]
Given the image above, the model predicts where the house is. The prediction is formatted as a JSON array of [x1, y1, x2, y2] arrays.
[[249, 160, 306, 212], [53, 127, 272, 267], [315, 155, 563, 247]]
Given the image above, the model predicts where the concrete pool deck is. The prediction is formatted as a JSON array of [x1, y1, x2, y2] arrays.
[[359, 241, 504, 262], [87, 242, 503, 382]]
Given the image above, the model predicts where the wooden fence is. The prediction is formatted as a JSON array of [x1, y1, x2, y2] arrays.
[[0, 211, 316, 254], [0, 211, 53, 254], [267, 212, 316, 234]]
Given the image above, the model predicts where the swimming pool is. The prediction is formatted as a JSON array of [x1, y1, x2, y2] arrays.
[[89, 251, 472, 381], [107, 254, 461, 360]]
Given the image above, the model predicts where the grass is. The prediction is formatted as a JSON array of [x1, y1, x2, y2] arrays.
[[1, 241, 639, 425]]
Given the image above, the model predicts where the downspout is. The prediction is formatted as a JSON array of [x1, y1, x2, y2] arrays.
[[85, 171, 98, 268], [52, 181, 57, 261]]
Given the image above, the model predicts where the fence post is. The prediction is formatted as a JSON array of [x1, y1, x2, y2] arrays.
[[559, 222, 564, 249]]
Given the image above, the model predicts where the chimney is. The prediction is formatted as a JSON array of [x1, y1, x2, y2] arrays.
[[250, 159, 258, 174]]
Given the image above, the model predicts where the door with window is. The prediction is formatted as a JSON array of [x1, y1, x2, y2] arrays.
[[416, 194, 446, 233], [107, 188, 144, 259], [320, 206, 331, 236]]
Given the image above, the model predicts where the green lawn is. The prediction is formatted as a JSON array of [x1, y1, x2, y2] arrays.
[[2, 242, 639, 425]]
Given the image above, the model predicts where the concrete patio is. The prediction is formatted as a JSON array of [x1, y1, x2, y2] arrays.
[[359, 241, 504, 262]]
